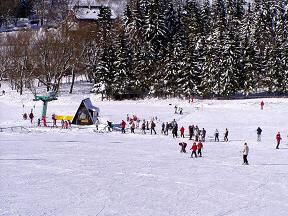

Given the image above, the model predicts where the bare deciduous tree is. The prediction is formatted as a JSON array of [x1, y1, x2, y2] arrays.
[[5, 31, 35, 95]]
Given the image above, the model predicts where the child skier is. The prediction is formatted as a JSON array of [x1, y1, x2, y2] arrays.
[[64, 121, 68, 129], [179, 142, 187, 153], [23, 113, 27, 120], [197, 141, 203, 157], [121, 120, 126, 133], [190, 142, 197, 158]]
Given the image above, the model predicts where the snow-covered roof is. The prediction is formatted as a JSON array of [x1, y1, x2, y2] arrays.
[[70, 0, 109, 7], [73, 6, 117, 20], [74, 7, 101, 20], [70, 0, 124, 18], [83, 98, 99, 113]]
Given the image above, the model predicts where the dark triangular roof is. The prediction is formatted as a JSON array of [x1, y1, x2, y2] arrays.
[[72, 98, 100, 125]]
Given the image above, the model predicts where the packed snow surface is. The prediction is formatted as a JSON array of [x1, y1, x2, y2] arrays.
[[1, 85, 288, 216]]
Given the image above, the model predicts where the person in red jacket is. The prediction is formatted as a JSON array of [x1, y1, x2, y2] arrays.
[[197, 141, 203, 157], [121, 120, 126, 133], [260, 101, 264, 110], [276, 132, 282, 149], [42, 116, 47, 127], [190, 142, 197, 158], [180, 126, 185, 138]]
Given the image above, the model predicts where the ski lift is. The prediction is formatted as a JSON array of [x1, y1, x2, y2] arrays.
[[33, 91, 58, 118]]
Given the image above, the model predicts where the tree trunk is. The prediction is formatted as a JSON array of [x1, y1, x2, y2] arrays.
[[19, 79, 23, 95], [69, 68, 75, 94], [53, 79, 61, 93]]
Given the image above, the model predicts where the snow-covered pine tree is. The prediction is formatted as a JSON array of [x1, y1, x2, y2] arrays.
[[144, 0, 168, 57], [132, 46, 154, 95], [217, 0, 245, 96], [201, 0, 228, 96], [152, 5, 182, 97], [123, 4, 133, 27], [202, 0, 212, 35], [252, 0, 273, 92], [239, 3, 258, 95], [180, 0, 203, 97], [267, 1, 288, 93], [161, 26, 187, 97], [94, 6, 116, 97], [126, 0, 146, 49], [164, 3, 178, 43], [114, 31, 131, 95], [277, 0, 288, 92]]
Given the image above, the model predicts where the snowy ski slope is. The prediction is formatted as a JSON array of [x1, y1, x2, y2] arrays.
[[1, 84, 288, 216]]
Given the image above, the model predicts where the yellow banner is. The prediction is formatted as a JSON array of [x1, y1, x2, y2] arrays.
[[55, 115, 73, 121]]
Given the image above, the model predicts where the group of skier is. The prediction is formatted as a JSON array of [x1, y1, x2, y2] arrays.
[[256, 127, 283, 149], [120, 118, 158, 135], [23, 111, 71, 129], [179, 141, 203, 158], [174, 106, 183, 115], [22, 110, 34, 124], [179, 134, 249, 164], [116, 114, 233, 146], [181, 127, 284, 165]]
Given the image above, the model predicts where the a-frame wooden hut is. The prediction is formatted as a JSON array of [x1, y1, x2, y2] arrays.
[[72, 98, 100, 125]]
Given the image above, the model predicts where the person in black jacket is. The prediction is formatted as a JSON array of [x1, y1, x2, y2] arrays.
[[215, 129, 219, 142], [164, 122, 169, 135], [179, 142, 187, 153], [189, 126, 193, 140], [201, 128, 206, 142], [257, 127, 262, 142], [29, 111, 34, 124], [224, 128, 229, 142], [173, 123, 178, 138], [161, 122, 165, 134], [151, 121, 156, 135]]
